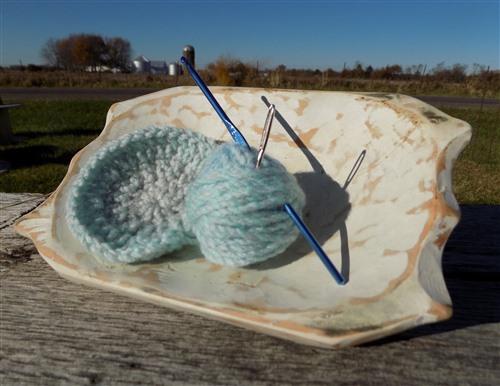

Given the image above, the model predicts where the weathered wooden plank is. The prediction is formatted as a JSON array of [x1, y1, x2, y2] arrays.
[[0, 193, 46, 269], [0, 193, 499, 385], [0, 193, 46, 228]]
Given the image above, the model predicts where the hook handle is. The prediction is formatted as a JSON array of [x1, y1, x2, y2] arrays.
[[181, 56, 249, 148]]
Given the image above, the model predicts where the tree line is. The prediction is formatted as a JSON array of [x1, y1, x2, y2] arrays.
[[41, 34, 132, 72], [9, 34, 495, 94], [204, 57, 495, 86]]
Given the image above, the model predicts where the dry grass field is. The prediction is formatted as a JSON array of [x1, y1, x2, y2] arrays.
[[1, 65, 498, 99]]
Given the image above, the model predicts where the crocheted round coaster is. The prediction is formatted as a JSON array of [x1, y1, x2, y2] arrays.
[[67, 126, 216, 264]]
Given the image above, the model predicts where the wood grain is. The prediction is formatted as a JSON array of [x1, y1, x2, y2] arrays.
[[1, 193, 499, 385]]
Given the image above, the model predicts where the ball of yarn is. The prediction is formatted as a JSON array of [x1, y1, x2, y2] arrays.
[[183, 143, 306, 267], [67, 126, 216, 264]]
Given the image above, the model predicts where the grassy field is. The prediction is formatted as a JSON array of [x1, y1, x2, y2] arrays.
[[0, 99, 498, 204], [0, 101, 110, 192]]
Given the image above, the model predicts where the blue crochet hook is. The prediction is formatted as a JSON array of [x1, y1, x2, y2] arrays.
[[284, 204, 345, 284], [181, 56, 346, 285], [180, 57, 248, 148]]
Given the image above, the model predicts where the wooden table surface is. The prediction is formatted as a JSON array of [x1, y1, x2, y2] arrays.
[[1, 193, 499, 385]]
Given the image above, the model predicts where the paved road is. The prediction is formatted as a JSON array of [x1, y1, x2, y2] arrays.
[[1, 87, 499, 107], [0, 87, 155, 102]]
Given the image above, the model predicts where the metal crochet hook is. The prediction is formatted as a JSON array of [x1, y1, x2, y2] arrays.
[[179, 57, 248, 148], [284, 204, 345, 284], [181, 56, 345, 285], [256, 104, 275, 168]]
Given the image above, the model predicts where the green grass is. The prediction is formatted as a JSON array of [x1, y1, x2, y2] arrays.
[[0, 100, 498, 204], [443, 106, 499, 165], [0, 100, 111, 193], [444, 106, 500, 204], [8, 100, 112, 133]]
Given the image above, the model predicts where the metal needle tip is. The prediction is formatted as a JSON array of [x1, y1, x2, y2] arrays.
[[256, 104, 275, 168]]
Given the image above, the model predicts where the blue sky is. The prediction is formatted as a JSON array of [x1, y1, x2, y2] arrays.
[[1, 0, 499, 70]]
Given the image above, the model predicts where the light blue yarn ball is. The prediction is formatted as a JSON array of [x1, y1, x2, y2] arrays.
[[183, 143, 306, 267]]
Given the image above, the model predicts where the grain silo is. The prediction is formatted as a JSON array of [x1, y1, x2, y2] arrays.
[[182, 45, 195, 68], [133, 55, 151, 73], [168, 62, 181, 76]]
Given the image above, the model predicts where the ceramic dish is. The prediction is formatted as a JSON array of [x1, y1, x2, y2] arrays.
[[15, 86, 471, 348]]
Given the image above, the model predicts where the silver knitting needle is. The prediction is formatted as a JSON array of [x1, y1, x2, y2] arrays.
[[256, 104, 275, 168]]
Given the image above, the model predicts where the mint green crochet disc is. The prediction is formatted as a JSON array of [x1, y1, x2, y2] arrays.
[[67, 126, 216, 264]]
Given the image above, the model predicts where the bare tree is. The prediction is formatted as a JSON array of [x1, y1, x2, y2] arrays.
[[105, 37, 132, 71], [39, 33, 131, 71], [56, 38, 75, 70], [72, 34, 106, 71], [432, 62, 468, 83], [40, 38, 58, 67]]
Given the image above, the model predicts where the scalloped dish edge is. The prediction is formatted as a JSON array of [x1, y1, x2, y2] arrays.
[[14, 88, 472, 348]]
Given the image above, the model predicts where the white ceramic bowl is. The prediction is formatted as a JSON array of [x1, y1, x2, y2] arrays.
[[16, 86, 471, 348]]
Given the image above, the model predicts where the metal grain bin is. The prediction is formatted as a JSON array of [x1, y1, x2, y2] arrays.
[[182, 45, 195, 67], [168, 62, 180, 76], [133, 55, 151, 73]]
